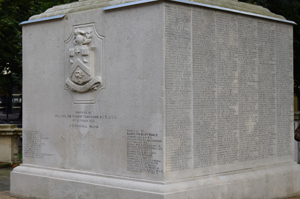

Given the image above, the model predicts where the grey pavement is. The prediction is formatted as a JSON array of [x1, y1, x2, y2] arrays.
[[0, 167, 18, 199], [0, 167, 12, 192], [0, 166, 300, 199]]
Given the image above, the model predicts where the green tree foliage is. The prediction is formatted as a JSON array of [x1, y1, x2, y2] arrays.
[[0, 0, 77, 95], [239, 0, 300, 96]]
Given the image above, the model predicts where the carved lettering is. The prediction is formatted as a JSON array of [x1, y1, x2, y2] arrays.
[[23, 130, 53, 159], [127, 130, 163, 174], [165, 4, 192, 172], [165, 5, 293, 171]]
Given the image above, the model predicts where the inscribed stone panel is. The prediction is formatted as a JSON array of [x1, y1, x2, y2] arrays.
[[257, 20, 276, 159], [238, 17, 259, 162], [165, 4, 192, 172], [276, 24, 293, 157], [215, 12, 239, 165], [192, 8, 217, 169], [165, 5, 294, 179]]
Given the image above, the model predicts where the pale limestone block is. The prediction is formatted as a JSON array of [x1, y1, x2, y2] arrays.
[[10, 1, 300, 199]]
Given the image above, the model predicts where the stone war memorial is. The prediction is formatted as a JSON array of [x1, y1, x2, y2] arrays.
[[11, 0, 300, 198]]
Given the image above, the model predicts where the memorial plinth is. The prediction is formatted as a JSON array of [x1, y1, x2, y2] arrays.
[[11, 0, 300, 198]]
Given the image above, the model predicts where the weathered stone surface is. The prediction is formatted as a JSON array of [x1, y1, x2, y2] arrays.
[[29, 0, 285, 20], [11, 1, 299, 199]]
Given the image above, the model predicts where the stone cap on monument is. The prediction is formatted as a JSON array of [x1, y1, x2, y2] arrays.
[[28, 0, 285, 21]]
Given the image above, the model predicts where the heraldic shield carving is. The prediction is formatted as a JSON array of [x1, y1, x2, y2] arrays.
[[65, 23, 104, 104]]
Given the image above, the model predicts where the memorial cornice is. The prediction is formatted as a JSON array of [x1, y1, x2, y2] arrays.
[[28, 0, 285, 21]]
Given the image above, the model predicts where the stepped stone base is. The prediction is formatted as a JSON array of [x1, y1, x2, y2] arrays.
[[11, 163, 300, 199]]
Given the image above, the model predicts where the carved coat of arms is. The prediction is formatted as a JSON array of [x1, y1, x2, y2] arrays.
[[65, 24, 104, 103]]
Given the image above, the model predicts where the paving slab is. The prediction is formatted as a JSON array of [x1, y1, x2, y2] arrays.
[[0, 167, 12, 192]]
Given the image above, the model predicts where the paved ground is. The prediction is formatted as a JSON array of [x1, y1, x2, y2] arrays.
[[0, 167, 19, 199], [0, 167, 20, 199], [0, 167, 12, 192], [0, 191, 18, 199], [0, 166, 300, 199]]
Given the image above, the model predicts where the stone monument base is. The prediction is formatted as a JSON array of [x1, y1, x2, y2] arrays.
[[11, 163, 300, 199], [13, 0, 300, 198]]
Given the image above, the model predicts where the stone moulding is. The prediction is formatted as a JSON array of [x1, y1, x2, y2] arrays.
[[11, 163, 300, 198], [29, 0, 285, 21], [19, 15, 65, 25]]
